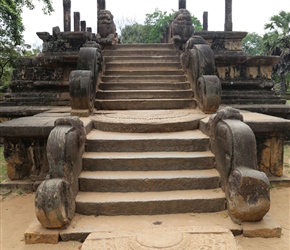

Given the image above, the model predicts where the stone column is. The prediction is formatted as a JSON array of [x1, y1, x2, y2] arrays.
[[97, 0, 106, 13], [203, 11, 208, 31], [225, 0, 233, 31], [81, 21, 86, 32], [63, 0, 71, 32], [74, 12, 80, 31], [179, 0, 186, 9]]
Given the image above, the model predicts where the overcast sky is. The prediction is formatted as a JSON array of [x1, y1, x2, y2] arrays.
[[22, 0, 290, 46]]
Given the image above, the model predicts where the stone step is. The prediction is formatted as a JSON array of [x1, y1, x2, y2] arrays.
[[91, 110, 207, 133], [79, 169, 221, 192], [104, 56, 180, 63], [85, 130, 210, 152], [96, 90, 193, 99], [221, 98, 286, 104], [105, 62, 182, 71], [222, 90, 276, 95], [103, 50, 180, 57], [98, 82, 191, 90], [222, 94, 281, 99], [82, 151, 215, 171], [104, 70, 184, 76], [101, 75, 187, 83], [105, 43, 176, 51], [95, 98, 197, 110], [75, 189, 226, 215]]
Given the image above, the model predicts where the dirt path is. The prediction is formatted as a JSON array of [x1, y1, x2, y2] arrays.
[[0, 187, 289, 250]]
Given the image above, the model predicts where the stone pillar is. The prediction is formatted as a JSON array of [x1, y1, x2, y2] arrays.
[[97, 0, 106, 13], [225, 0, 233, 31], [179, 0, 186, 9], [74, 12, 80, 31], [63, 0, 71, 32], [203, 12, 208, 31], [81, 21, 86, 32]]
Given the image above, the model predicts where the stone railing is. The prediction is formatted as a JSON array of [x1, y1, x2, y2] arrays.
[[35, 117, 86, 228], [205, 107, 270, 224]]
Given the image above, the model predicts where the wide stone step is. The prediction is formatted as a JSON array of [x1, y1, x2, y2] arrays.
[[95, 99, 196, 110], [85, 130, 210, 152], [105, 43, 176, 51], [101, 75, 187, 83], [79, 169, 221, 192], [75, 189, 226, 215], [103, 50, 180, 57], [96, 90, 193, 99], [104, 56, 180, 63], [222, 94, 281, 99], [82, 151, 215, 171], [98, 82, 191, 90], [91, 110, 207, 133], [104, 70, 184, 76], [221, 98, 286, 104], [105, 62, 181, 71]]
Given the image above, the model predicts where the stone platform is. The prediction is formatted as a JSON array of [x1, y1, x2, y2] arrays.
[[24, 211, 281, 245], [81, 226, 241, 250]]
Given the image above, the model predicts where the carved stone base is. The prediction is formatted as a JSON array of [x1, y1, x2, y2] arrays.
[[82, 227, 241, 250]]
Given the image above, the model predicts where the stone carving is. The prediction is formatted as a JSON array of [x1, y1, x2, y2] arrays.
[[82, 227, 240, 250], [181, 36, 221, 113], [208, 107, 270, 224], [96, 10, 117, 45], [37, 26, 92, 53], [35, 117, 86, 228], [70, 44, 103, 116], [171, 9, 194, 49], [197, 75, 221, 114], [3, 138, 48, 181]]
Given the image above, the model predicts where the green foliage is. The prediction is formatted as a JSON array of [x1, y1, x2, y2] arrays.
[[121, 23, 149, 44], [0, 146, 7, 183], [120, 9, 202, 44], [0, 0, 52, 90], [0, 0, 53, 45], [242, 33, 266, 56], [263, 11, 290, 95], [144, 9, 174, 43]]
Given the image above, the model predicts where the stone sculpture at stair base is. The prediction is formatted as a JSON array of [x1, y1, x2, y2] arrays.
[[208, 107, 270, 224], [35, 117, 86, 228], [181, 36, 221, 114], [69, 43, 103, 117]]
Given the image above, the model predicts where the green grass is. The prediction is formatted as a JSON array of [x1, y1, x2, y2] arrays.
[[0, 146, 7, 183], [283, 145, 290, 175]]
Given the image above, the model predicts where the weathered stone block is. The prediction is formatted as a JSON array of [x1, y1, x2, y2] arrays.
[[35, 179, 74, 228], [256, 133, 284, 177], [242, 214, 282, 238], [3, 138, 48, 181], [227, 167, 270, 224], [25, 220, 59, 244]]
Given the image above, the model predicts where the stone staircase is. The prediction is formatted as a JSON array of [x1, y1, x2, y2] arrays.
[[75, 44, 226, 217], [95, 44, 196, 110]]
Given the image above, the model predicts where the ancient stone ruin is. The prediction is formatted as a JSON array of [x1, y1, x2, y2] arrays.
[[0, 0, 289, 247]]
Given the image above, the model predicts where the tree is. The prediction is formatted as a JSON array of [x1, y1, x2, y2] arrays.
[[0, 0, 53, 45], [120, 9, 202, 44], [263, 11, 290, 95], [242, 33, 265, 56], [0, 0, 53, 89]]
